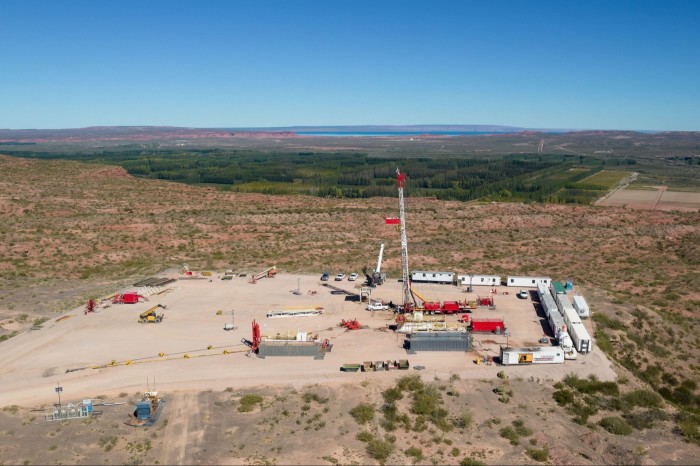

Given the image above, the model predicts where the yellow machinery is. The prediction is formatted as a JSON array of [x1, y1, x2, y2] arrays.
[[139, 304, 165, 324]]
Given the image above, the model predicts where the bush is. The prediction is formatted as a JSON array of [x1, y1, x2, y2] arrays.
[[460, 458, 486, 466], [512, 419, 533, 437], [453, 409, 474, 429], [404, 446, 423, 462], [599, 416, 633, 435], [382, 387, 404, 404], [499, 426, 520, 445], [397, 375, 424, 392], [622, 389, 663, 409], [356, 431, 374, 442], [525, 447, 550, 462], [350, 403, 375, 425], [624, 409, 669, 430], [367, 438, 395, 464], [237, 394, 263, 412], [553, 389, 574, 406]]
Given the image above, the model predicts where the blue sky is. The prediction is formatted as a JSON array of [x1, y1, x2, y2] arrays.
[[1, 0, 699, 130]]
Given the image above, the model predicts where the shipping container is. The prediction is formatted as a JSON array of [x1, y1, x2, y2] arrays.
[[471, 318, 505, 333], [406, 332, 471, 352], [411, 271, 454, 284], [506, 276, 552, 288], [457, 275, 501, 287], [548, 308, 567, 337], [572, 295, 590, 319], [538, 286, 559, 319], [500, 346, 565, 365]]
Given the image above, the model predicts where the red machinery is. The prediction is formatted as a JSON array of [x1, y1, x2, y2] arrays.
[[112, 292, 146, 304], [250, 319, 261, 352], [477, 296, 494, 307], [84, 299, 97, 315], [340, 319, 362, 330], [471, 318, 505, 333]]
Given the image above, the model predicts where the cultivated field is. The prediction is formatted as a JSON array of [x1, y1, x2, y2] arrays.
[[598, 186, 700, 211]]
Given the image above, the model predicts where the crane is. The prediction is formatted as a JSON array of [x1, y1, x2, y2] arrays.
[[372, 243, 386, 285], [397, 168, 414, 313]]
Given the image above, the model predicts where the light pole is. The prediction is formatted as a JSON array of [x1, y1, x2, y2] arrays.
[[505, 330, 512, 349], [55, 383, 63, 407]]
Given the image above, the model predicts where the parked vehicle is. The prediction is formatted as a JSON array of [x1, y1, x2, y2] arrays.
[[320, 272, 330, 281], [348, 272, 359, 281], [517, 290, 529, 299], [335, 273, 346, 281], [366, 301, 389, 311]]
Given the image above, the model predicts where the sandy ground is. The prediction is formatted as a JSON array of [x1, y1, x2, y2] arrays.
[[0, 273, 614, 408]]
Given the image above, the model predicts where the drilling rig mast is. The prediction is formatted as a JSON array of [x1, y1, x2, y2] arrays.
[[397, 168, 414, 313]]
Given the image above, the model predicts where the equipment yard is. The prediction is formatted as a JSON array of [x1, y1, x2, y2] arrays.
[[0, 272, 614, 408]]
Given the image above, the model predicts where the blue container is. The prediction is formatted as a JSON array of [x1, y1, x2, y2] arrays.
[[82, 399, 93, 414], [136, 401, 151, 419]]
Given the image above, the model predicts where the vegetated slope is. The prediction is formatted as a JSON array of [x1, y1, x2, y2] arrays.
[[0, 375, 698, 465], [0, 154, 699, 449]]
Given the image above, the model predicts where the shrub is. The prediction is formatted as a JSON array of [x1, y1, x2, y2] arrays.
[[367, 438, 395, 464], [512, 419, 533, 437], [624, 409, 669, 430], [499, 426, 520, 445], [405, 446, 423, 462], [382, 387, 404, 404], [553, 389, 574, 406], [622, 389, 663, 409], [526, 447, 550, 462], [460, 458, 486, 466], [453, 409, 474, 429], [238, 394, 263, 412], [356, 431, 374, 442], [397, 375, 424, 392], [350, 403, 375, 425], [599, 416, 633, 435]]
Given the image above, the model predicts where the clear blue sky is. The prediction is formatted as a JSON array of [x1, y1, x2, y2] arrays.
[[1, 0, 699, 130]]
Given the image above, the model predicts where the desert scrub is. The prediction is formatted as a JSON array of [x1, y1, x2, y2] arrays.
[[525, 447, 550, 462], [366, 437, 395, 465], [405, 446, 423, 462], [599, 416, 633, 435], [349, 403, 375, 424], [238, 394, 263, 412], [98, 436, 118, 452]]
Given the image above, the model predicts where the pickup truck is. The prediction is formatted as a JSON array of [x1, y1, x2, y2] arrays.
[[366, 302, 389, 311]]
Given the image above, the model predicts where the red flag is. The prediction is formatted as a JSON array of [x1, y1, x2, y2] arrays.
[[385, 217, 400, 225]]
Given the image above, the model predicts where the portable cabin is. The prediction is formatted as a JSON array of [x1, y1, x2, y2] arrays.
[[457, 275, 501, 287], [506, 276, 552, 288], [411, 271, 454, 284]]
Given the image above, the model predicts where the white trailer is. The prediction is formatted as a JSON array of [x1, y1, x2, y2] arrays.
[[560, 303, 592, 354], [457, 274, 501, 287], [411, 271, 454, 284], [572, 295, 590, 319], [538, 285, 559, 319], [506, 276, 552, 288], [500, 346, 565, 365], [548, 308, 567, 337]]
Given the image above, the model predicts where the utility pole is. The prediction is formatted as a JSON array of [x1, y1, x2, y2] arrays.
[[55, 382, 63, 407]]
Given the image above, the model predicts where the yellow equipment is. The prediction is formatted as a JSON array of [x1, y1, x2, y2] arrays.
[[139, 304, 166, 323]]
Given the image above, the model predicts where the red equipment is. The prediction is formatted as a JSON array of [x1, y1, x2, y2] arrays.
[[477, 296, 494, 307], [470, 318, 505, 333], [251, 320, 261, 352], [112, 292, 146, 304], [340, 319, 362, 330], [84, 299, 97, 315]]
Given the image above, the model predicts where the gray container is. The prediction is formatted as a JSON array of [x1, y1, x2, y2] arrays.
[[407, 332, 471, 352], [258, 341, 324, 357]]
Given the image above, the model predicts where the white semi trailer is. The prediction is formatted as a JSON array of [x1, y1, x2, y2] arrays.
[[500, 346, 565, 365]]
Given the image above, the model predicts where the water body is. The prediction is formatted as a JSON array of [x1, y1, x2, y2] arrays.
[[296, 131, 510, 137]]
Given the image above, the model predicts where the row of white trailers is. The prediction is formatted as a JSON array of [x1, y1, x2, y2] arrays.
[[412, 271, 553, 288], [538, 283, 592, 354]]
